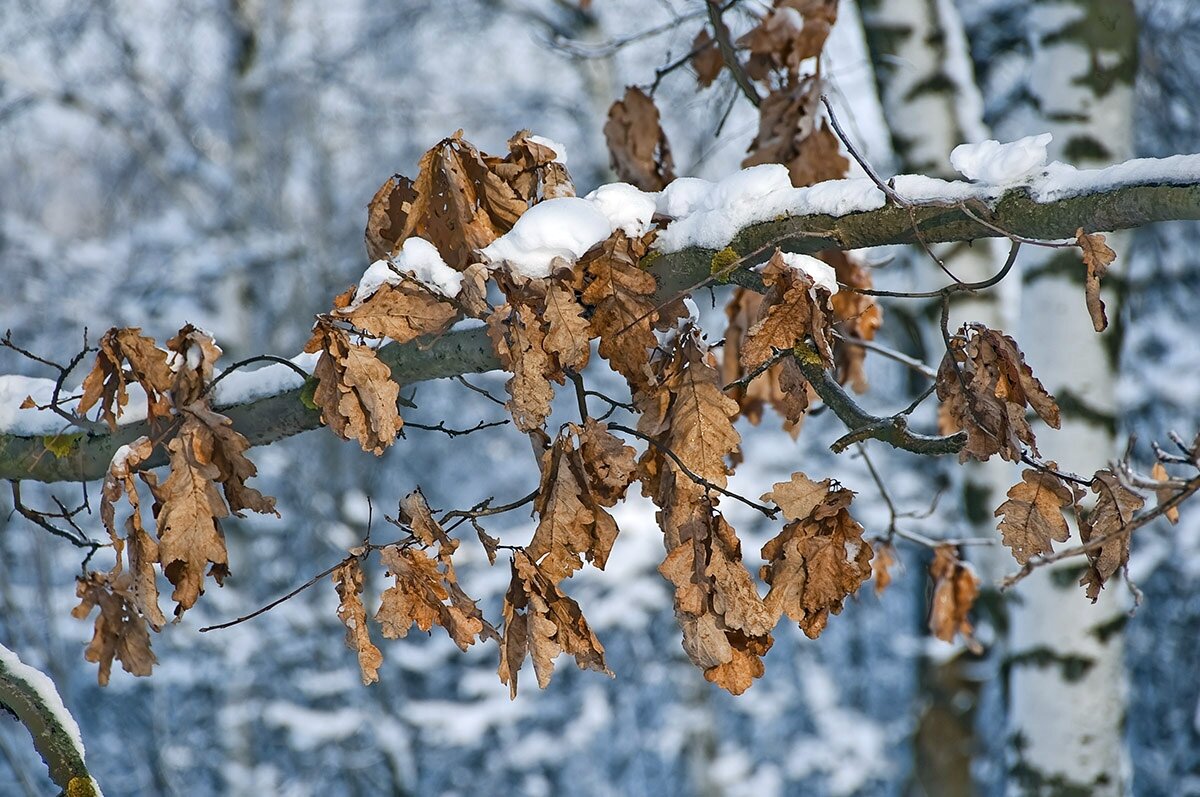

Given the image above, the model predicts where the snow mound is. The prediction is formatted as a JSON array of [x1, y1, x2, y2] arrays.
[[480, 197, 612, 278], [950, 133, 1053, 184], [526, 134, 568, 165], [585, 182, 657, 238], [350, 238, 461, 309], [779, 253, 839, 295]]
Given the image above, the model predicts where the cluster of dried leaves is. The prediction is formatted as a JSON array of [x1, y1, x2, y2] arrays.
[[75, 325, 278, 684], [47, 0, 1190, 698]]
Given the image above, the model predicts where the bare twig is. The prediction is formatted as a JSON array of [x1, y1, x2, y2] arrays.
[[705, 0, 761, 107], [202, 355, 311, 398], [403, 419, 509, 438]]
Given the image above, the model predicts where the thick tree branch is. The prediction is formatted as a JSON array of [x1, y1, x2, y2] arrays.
[[3, 165, 1198, 483]]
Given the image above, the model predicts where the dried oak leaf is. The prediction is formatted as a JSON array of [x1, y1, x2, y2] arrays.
[[994, 465, 1079, 565], [656, 475, 774, 694], [580, 231, 660, 395], [738, 0, 838, 80], [740, 249, 835, 372], [721, 288, 807, 437], [527, 430, 621, 583], [1079, 469, 1145, 601], [304, 320, 402, 454], [604, 87, 676, 191], [365, 131, 527, 269], [936, 324, 1059, 463], [691, 28, 724, 87], [577, 418, 638, 505], [543, 278, 591, 374], [1150, 462, 1180, 525], [72, 571, 157, 686], [78, 328, 174, 429], [1076, 228, 1116, 333], [638, 326, 741, 489], [760, 472, 872, 638], [100, 436, 166, 630], [826, 251, 882, 393], [152, 414, 232, 618], [498, 551, 611, 699], [338, 281, 460, 345], [928, 545, 981, 652], [743, 76, 849, 188], [485, 129, 576, 203], [166, 324, 223, 407], [872, 542, 896, 597], [487, 288, 558, 433], [333, 559, 383, 685]]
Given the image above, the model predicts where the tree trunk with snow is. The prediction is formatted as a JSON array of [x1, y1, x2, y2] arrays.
[[964, 1, 1139, 793]]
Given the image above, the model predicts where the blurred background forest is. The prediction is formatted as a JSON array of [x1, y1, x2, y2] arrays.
[[1, 0, 1198, 795]]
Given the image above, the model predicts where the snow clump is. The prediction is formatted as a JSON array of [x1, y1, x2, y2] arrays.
[[950, 133, 1053, 184]]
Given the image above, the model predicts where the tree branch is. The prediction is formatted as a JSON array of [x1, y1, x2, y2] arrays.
[[4, 162, 1199, 483]]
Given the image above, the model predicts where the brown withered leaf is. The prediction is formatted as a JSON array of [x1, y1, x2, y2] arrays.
[[655, 475, 774, 694], [577, 419, 638, 505], [498, 551, 611, 699], [485, 130, 576, 203], [1077, 228, 1116, 332], [182, 403, 277, 516], [580, 231, 659, 394], [604, 86, 676, 191], [721, 288, 807, 436], [487, 296, 557, 433], [740, 250, 835, 372], [1150, 462, 1180, 525], [1079, 469, 1145, 601], [339, 282, 460, 345], [543, 277, 591, 374], [304, 320, 402, 454], [166, 324, 223, 407], [739, 0, 838, 80], [760, 473, 872, 638], [366, 132, 527, 269], [826, 251, 882, 393], [527, 431, 621, 583], [994, 465, 1078, 564], [72, 572, 157, 686], [333, 559, 383, 686], [152, 414, 232, 618], [872, 542, 896, 597], [743, 77, 849, 188], [458, 262, 492, 318], [928, 545, 981, 652], [376, 544, 496, 651], [78, 328, 174, 429], [691, 28, 724, 87], [100, 436, 166, 630], [937, 324, 1059, 463]]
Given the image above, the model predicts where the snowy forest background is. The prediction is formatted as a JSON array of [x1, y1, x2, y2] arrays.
[[1, 0, 1198, 795]]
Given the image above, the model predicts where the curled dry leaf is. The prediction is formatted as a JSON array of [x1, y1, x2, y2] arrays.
[[603, 87, 675, 191], [690, 28, 724, 88], [872, 542, 896, 597], [743, 76, 848, 188], [1079, 469, 1145, 601], [527, 429, 622, 583], [994, 465, 1080, 565], [376, 544, 497, 652], [78, 327, 175, 429], [580, 231, 661, 395], [576, 419, 638, 505], [1150, 462, 1180, 525], [656, 474, 774, 695], [928, 545, 981, 653], [1076, 228, 1116, 333], [166, 324, 223, 406], [738, 0, 838, 81], [937, 324, 1060, 463], [826, 251, 882, 393], [721, 288, 806, 437], [304, 320, 402, 454], [100, 436, 166, 630], [760, 472, 872, 638], [498, 551, 611, 699], [740, 249, 835, 372], [338, 281, 460, 345], [72, 572, 157, 686], [485, 129, 575, 202], [333, 559, 383, 686]]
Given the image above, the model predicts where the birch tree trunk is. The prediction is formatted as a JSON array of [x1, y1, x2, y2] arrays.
[[859, 2, 1009, 792], [964, 1, 1139, 793]]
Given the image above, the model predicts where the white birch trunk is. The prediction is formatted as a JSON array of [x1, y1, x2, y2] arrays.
[[968, 1, 1139, 793]]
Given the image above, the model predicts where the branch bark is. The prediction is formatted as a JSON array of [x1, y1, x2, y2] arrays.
[[3, 168, 1198, 483]]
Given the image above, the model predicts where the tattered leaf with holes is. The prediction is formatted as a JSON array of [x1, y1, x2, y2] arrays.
[[498, 551, 610, 699], [100, 436, 166, 630], [78, 328, 175, 429], [338, 281, 460, 345], [304, 320, 402, 454], [937, 324, 1060, 463], [72, 572, 157, 686], [1079, 469, 1145, 600], [760, 472, 872, 639], [333, 559, 383, 686]]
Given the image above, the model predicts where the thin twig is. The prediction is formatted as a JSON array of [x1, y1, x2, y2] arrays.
[[705, 0, 761, 107], [403, 419, 509, 438], [831, 331, 936, 379], [202, 355, 311, 398], [455, 376, 507, 406]]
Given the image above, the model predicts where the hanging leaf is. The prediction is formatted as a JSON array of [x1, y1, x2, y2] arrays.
[[995, 465, 1079, 564], [1079, 469, 1145, 600], [604, 87, 676, 191], [928, 545, 981, 653], [304, 320, 402, 454], [1076, 228, 1116, 332]]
